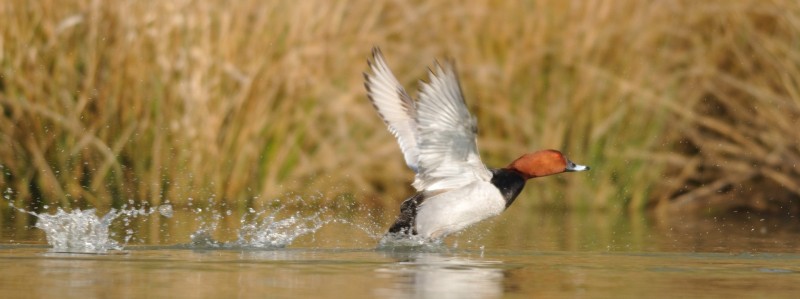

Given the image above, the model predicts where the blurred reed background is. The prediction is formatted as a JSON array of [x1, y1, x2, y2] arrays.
[[1, 0, 799, 216]]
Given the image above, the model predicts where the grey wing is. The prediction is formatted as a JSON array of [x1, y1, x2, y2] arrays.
[[412, 60, 491, 191], [364, 47, 420, 172]]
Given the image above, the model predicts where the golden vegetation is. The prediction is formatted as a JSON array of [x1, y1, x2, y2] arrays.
[[1, 0, 799, 215]]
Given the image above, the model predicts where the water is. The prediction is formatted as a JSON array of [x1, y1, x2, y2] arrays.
[[2, 201, 800, 298], [32, 208, 122, 253]]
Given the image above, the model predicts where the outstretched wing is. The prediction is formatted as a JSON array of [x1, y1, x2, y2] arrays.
[[364, 47, 420, 172], [412, 61, 491, 191]]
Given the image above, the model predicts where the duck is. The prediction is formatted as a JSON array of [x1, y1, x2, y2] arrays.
[[364, 47, 590, 240]]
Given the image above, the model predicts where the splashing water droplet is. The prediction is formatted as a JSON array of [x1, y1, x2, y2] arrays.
[[377, 233, 440, 249], [31, 205, 167, 253], [235, 208, 329, 249], [158, 204, 174, 218], [34, 208, 121, 253], [190, 229, 221, 248]]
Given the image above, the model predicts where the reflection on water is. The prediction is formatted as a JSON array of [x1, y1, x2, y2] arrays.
[[376, 252, 504, 299], [2, 247, 800, 298]]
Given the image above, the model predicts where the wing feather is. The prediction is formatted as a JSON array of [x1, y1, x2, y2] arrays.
[[365, 48, 491, 191], [412, 61, 491, 191], [364, 47, 419, 172]]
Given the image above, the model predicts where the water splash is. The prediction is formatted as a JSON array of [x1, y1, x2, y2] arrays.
[[188, 198, 226, 248], [377, 232, 445, 251], [325, 215, 388, 246], [5, 188, 389, 250], [189, 229, 221, 248], [182, 194, 332, 250], [15, 202, 174, 253], [235, 207, 327, 249], [34, 208, 121, 253]]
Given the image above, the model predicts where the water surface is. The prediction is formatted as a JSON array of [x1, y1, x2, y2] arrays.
[[1, 205, 799, 298]]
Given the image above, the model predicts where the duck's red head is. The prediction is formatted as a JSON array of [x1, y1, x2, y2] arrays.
[[506, 149, 590, 179]]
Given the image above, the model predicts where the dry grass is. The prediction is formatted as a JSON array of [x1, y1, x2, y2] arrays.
[[647, 2, 800, 215], [1, 0, 799, 215]]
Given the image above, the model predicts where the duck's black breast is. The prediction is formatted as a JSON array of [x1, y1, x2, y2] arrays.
[[489, 168, 527, 208]]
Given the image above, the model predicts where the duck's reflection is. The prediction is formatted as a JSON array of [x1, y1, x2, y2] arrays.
[[376, 251, 505, 299]]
